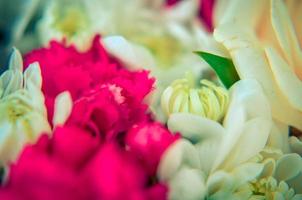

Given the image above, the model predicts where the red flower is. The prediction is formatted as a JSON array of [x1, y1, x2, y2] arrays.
[[24, 36, 154, 139], [126, 122, 179, 175], [199, 0, 215, 32], [0, 128, 89, 200], [66, 84, 149, 140], [0, 126, 167, 200], [24, 36, 109, 120], [1, 34, 179, 200]]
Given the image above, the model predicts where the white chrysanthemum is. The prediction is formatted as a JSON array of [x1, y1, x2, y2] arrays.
[[158, 79, 273, 199], [0, 48, 73, 172], [246, 149, 302, 199], [0, 48, 51, 166]]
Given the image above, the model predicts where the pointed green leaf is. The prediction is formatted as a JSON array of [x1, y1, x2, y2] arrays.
[[195, 51, 240, 89]]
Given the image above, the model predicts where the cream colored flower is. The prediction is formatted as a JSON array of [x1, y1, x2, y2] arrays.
[[38, 0, 92, 50], [0, 49, 72, 167], [161, 73, 229, 121], [212, 0, 302, 133], [0, 49, 50, 166], [245, 148, 302, 199], [158, 79, 272, 199]]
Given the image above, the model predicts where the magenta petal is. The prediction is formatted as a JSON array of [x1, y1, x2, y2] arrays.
[[126, 122, 179, 175], [52, 126, 100, 168], [84, 143, 147, 200]]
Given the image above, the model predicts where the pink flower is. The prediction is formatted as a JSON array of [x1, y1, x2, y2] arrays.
[[24, 35, 154, 140], [66, 81, 152, 140], [199, 0, 215, 32], [126, 122, 179, 175], [0, 128, 89, 200], [165, 0, 178, 5], [4, 34, 175, 200], [24, 36, 154, 124], [84, 143, 146, 200], [0, 126, 167, 200]]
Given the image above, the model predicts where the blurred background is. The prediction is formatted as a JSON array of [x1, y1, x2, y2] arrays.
[[0, 0, 213, 75], [0, 0, 47, 73]]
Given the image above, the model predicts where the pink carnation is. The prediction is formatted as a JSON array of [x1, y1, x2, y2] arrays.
[[2, 35, 177, 200], [24, 36, 154, 139], [126, 122, 179, 175], [24, 36, 154, 125], [66, 84, 150, 140], [0, 126, 168, 200]]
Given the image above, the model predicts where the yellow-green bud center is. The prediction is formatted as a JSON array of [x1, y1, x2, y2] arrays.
[[161, 73, 229, 121]]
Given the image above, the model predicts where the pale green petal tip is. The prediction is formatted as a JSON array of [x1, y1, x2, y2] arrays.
[[0, 54, 50, 167], [9, 47, 23, 72], [24, 62, 42, 89], [0, 47, 25, 97]]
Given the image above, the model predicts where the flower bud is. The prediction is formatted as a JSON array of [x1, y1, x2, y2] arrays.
[[161, 72, 229, 121]]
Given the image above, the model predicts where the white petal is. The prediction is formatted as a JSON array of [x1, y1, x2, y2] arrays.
[[161, 86, 174, 116], [213, 79, 271, 171], [23, 64, 45, 114], [26, 112, 51, 137], [166, 22, 193, 48], [274, 153, 302, 181], [157, 139, 200, 181], [0, 122, 15, 165], [24, 62, 42, 89], [214, 0, 267, 27], [0, 70, 23, 97], [101, 36, 155, 71], [227, 79, 271, 121], [206, 170, 235, 195], [260, 158, 276, 178], [289, 136, 302, 155], [167, 113, 225, 143], [271, 0, 302, 73], [230, 162, 264, 187], [195, 136, 222, 175], [8, 47, 23, 72], [267, 120, 290, 153], [217, 117, 271, 171], [265, 47, 302, 111], [192, 24, 228, 57], [164, 0, 198, 22], [168, 167, 206, 200], [52, 91, 73, 127], [287, 171, 302, 194]]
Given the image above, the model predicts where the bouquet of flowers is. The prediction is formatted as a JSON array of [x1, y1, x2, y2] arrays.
[[0, 0, 301, 199]]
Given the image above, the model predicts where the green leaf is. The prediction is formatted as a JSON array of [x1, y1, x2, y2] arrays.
[[195, 51, 240, 89]]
